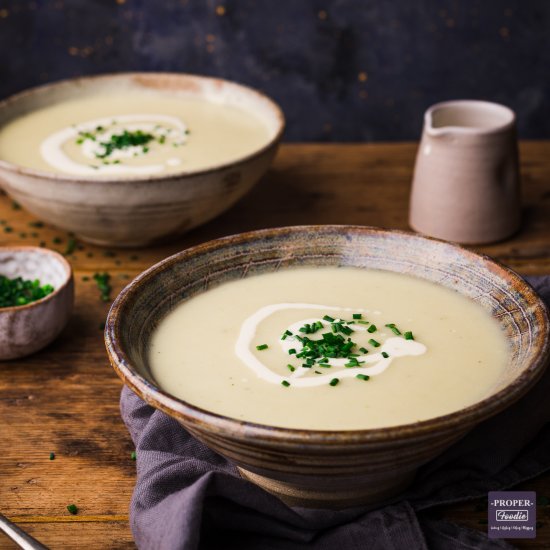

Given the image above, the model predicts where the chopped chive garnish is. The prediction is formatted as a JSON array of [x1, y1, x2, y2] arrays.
[[356, 374, 370, 381], [93, 272, 112, 302], [268, 314, 418, 386], [82, 129, 156, 160], [49, 452, 55, 460], [64, 237, 77, 256], [385, 323, 401, 335], [281, 380, 290, 387], [66, 504, 78, 515], [131, 451, 137, 461]]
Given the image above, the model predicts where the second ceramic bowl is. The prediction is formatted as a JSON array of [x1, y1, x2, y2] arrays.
[[0, 73, 284, 247]]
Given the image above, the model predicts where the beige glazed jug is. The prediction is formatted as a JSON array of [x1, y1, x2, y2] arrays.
[[409, 100, 521, 244]]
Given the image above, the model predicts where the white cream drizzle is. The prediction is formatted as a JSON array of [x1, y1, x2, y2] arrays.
[[235, 303, 427, 388], [40, 114, 188, 176]]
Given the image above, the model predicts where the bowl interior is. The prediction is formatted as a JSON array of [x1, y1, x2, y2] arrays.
[[0, 72, 284, 179], [0, 247, 70, 289], [108, 226, 550, 434]]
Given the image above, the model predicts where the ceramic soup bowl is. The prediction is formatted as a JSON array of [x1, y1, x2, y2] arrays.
[[0, 73, 284, 247], [105, 226, 550, 508], [0, 246, 73, 360]]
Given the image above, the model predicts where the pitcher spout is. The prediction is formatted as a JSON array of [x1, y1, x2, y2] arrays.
[[424, 100, 516, 138]]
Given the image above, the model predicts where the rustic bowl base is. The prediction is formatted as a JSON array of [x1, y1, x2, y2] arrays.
[[76, 234, 150, 248], [238, 467, 416, 509]]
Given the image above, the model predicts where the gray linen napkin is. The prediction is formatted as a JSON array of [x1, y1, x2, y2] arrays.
[[120, 276, 550, 550]]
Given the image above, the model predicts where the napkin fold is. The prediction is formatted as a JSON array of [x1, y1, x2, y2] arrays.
[[120, 276, 550, 550]]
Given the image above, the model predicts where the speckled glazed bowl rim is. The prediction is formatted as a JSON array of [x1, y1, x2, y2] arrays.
[[105, 225, 550, 444], [0, 72, 285, 183], [0, 246, 73, 313]]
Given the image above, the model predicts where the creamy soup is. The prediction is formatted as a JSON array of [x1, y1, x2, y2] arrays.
[[149, 267, 509, 430], [0, 93, 272, 177]]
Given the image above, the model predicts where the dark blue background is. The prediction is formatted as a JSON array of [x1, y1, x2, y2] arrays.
[[1, 0, 549, 141]]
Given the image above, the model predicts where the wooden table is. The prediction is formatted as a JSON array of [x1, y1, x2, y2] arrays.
[[1, 142, 549, 549]]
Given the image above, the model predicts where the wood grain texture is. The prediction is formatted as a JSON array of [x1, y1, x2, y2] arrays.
[[0, 142, 549, 549]]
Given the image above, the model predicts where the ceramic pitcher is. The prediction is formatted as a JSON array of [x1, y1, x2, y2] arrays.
[[409, 100, 521, 244]]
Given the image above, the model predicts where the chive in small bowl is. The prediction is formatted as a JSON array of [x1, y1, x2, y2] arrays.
[[0, 246, 74, 360]]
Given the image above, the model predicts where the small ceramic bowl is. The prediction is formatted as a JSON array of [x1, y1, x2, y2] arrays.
[[105, 226, 550, 508], [0, 246, 74, 360], [0, 73, 284, 247]]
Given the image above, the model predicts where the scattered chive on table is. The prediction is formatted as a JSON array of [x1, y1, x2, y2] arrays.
[[1, 142, 549, 549]]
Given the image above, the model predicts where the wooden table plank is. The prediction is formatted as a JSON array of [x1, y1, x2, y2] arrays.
[[1, 142, 550, 548], [0, 522, 134, 550]]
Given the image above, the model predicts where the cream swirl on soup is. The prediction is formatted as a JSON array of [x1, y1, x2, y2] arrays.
[[40, 114, 189, 176], [235, 303, 427, 387]]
